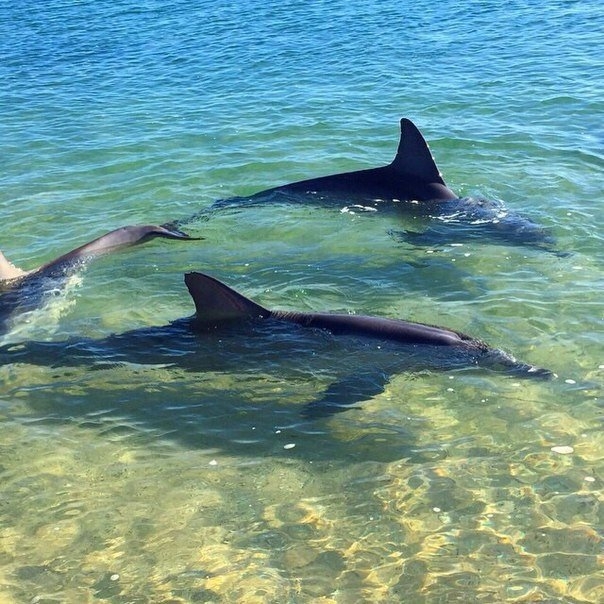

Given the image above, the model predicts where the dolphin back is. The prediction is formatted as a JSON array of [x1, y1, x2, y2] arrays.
[[270, 310, 483, 347], [31, 224, 199, 280], [50, 224, 198, 262], [183, 272, 476, 346]]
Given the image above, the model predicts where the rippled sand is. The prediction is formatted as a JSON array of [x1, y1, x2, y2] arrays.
[[1, 368, 601, 602]]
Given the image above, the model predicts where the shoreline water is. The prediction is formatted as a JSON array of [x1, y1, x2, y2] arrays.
[[0, 1, 602, 601]]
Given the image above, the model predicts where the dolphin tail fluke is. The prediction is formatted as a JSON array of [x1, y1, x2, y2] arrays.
[[390, 118, 447, 186], [509, 362, 554, 380], [184, 272, 269, 325], [484, 348, 554, 380]]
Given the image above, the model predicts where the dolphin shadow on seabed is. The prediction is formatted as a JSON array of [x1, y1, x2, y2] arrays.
[[0, 224, 199, 334], [0, 271, 554, 461], [180, 118, 563, 254]]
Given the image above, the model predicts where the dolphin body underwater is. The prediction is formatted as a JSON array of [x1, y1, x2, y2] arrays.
[[1, 271, 552, 419], [0, 224, 197, 333], [206, 118, 556, 251]]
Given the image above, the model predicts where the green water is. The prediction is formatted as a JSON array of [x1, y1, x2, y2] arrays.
[[1, 0, 602, 602]]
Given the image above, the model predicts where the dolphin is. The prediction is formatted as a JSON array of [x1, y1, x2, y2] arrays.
[[183, 271, 552, 418], [1, 271, 552, 419], [0, 224, 198, 332], [254, 118, 457, 202], [204, 118, 556, 250]]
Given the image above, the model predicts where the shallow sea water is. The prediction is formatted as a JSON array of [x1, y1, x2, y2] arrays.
[[1, 1, 603, 602]]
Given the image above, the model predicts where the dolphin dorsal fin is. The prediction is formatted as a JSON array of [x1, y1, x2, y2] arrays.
[[390, 118, 446, 185], [184, 272, 269, 324]]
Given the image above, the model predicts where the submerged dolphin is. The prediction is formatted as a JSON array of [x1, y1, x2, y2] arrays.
[[0, 224, 197, 332], [206, 118, 555, 250], [1, 271, 552, 419]]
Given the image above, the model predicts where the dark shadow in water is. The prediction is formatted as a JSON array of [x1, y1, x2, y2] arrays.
[[1, 309, 551, 464]]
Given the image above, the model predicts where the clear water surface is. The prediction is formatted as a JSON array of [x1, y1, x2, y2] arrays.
[[0, 1, 602, 602]]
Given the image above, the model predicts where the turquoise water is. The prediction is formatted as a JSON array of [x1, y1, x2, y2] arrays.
[[1, 0, 603, 601]]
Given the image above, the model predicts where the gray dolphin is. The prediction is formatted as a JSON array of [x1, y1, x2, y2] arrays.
[[0, 270, 552, 419], [187, 271, 550, 357], [0, 224, 198, 331], [206, 118, 556, 250], [258, 118, 456, 202], [186, 271, 553, 416]]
